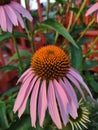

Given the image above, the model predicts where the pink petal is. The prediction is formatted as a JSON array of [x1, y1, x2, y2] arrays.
[[97, 12, 98, 22], [85, 2, 98, 16], [22, 70, 34, 83], [17, 68, 32, 84], [59, 79, 78, 119], [4, 5, 18, 26], [6, 14, 13, 32], [69, 68, 93, 98], [66, 73, 85, 100], [68, 67, 83, 81], [10, 1, 33, 21], [48, 80, 62, 129], [38, 80, 47, 127], [0, 7, 7, 31], [53, 79, 68, 126], [13, 74, 34, 113], [11, 7, 25, 28], [18, 76, 38, 118], [63, 77, 78, 108], [30, 78, 41, 127]]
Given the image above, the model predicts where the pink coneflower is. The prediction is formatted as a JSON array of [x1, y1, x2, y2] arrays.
[[13, 45, 92, 129], [0, 0, 32, 32], [85, 2, 98, 22]]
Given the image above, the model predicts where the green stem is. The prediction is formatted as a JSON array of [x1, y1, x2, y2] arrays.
[[90, 36, 98, 49], [24, 21, 35, 54], [77, 18, 95, 43], [46, 0, 50, 19], [12, 34, 23, 71], [55, 31, 59, 43], [70, 0, 87, 32], [66, 0, 70, 13], [67, 6, 74, 31], [85, 50, 98, 58], [84, 36, 98, 58]]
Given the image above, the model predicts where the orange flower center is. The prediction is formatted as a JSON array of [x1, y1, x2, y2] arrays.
[[31, 45, 70, 80]]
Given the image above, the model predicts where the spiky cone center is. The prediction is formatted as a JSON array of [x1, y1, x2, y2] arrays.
[[0, 0, 11, 5], [69, 100, 90, 130], [31, 45, 70, 80]]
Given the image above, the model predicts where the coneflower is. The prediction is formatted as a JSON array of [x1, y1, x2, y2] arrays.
[[13, 45, 93, 129], [0, 0, 32, 32], [69, 99, 90, 130]]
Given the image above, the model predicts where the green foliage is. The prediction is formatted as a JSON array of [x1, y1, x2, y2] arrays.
[[8, 50, 31, 64], [83, 60, 98, 70], [36, 19, 78, 48], [0, 87, 19, 130], [70, 45, 83, 72], [0, 32, 27, 44], [0, 0, 98, 130]]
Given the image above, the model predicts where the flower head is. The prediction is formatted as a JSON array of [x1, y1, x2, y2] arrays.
[[69, 99, 90, 130], [85, 2, 98, 22], [13, 45, 92, 129], [0, 0, 32, 32]]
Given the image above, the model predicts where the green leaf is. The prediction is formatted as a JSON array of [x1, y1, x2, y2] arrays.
[[0, 32, 12, 43], [79, 37, 91, 45], [38, 19, 78, 48], [44, 32, 56, 44], [0, 65, 18, 72], [1, 86, 19, 98], [0, 32, 27, 44], [85, 72, 98, 93], [13, 31, 28, 39], [0, 101, 9, 129], [8, 50, 32, 63], [6, 115, 32, 130], [83, 60, 98, 70], [70, 45, 83, 72]]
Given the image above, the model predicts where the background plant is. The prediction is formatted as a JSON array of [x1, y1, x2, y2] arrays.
[[0, 0, 98, 130]]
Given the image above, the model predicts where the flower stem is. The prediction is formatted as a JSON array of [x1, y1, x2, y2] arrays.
[[70, 0, 87, 32], [24, 21, 35, 54], [46, 0, 50, 19], [85, 36, 98, 58], [77, 18, 95, 43], [67, 6, 73, 31], [12, 34, 24, 71]]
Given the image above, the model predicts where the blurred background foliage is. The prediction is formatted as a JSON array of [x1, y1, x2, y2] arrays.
[[0, 0, 98, 130]]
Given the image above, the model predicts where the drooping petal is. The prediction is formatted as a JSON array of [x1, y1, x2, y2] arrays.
[[17, 68, 32, 84], [38, 80, 47, 127], [48, 80, 62, 129], [22, 70, 34, 83], [63, 77, 78, 108], [30, 78, 41, 127], [18, 76, 38, 118], [11, 7, 25, 28], [4, 5, 18, 26], [68, 67, 83, 81], [53, 79, 68, 126], [0, 7, 7, 31], [66, 73, 85, 100], [6, 13, 13, 32], [10, 1, 33, 21], [13, 74, 34, 113], [59, 79, 78, 119], [85, 2, 98, 16], [69, 68, 93, 98], [97, 12, 98, 22]]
